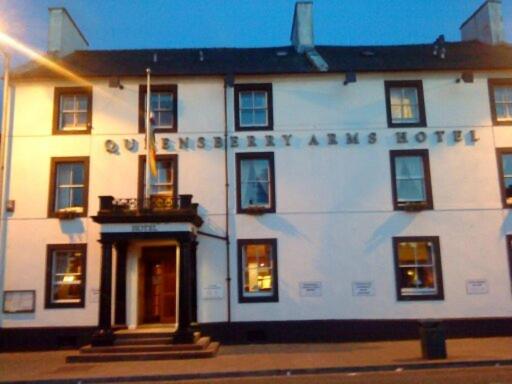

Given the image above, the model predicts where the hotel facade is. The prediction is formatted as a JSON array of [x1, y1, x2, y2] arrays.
[[1, 1, 512, 350]]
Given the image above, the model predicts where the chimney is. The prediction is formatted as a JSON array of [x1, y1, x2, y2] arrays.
[[290, 2, 328, 72], [460, 0, 505, 45], [48, 8, 89, 57], [291, 2, 314, 53]]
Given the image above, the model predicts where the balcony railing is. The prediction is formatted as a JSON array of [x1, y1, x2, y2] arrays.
[[94, 195, 203, 227]]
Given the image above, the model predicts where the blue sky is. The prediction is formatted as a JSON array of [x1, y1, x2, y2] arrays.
[[0, 0, 511, 68]]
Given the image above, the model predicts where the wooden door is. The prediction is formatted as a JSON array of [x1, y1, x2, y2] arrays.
[[160, 250, 176, 323]]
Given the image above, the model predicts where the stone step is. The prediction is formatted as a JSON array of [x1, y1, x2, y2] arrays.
[[81, 337, 210, 354], [115, 337, 171, 346], [114, 331, 173, 340], [67, 341, 220, 363]]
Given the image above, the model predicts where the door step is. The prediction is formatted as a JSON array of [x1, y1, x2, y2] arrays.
[[67, 333, 219, 363]]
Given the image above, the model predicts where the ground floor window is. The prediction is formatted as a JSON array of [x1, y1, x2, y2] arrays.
[[392, 236, 443, 301], [45, 244, 86, 308], [237, 239, 278, 303]]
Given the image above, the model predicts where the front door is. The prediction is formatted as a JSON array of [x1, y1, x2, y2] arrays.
[[141, 246, 177, 324]]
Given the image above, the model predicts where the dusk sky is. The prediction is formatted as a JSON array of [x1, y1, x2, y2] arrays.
[[0, 0, 511, 69]]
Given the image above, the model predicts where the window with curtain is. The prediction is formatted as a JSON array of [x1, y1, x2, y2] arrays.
[[238, 239, 278, 303], [138, 84, 177, 133], [497, 149, 512, 207], [236, 152, 275, 213], [45, 244, 86, 308], [140, 155, 177, 210], [385, 80, 426, 127], [390, 150, 433, 210], [49, 157, 89, 217], [393, 237, 443, 300], [494, 85, 512, 123]]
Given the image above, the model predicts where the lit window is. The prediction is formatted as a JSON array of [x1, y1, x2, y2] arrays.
[[489, 80, 512, 125], [238, 239, 278, 303], [49, 158, 89, 217], [46, 245, 86, 308], [139, 85, 177, 132], [54, 87, 92, 133], [390, 150, 433, 210], [236, 152, 275, 213], [385, 81, 426, 127], [497, 149, 512, 207], [393, 237, 443, 301], [234, 84, 273, 131]]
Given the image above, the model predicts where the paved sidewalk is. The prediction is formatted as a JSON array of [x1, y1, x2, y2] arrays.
[[1, 337, 512, 383]]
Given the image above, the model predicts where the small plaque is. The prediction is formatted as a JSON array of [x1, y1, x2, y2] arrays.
[[352, 281, 375, 297], [3, 290, 35, 313], [466, 279, 489, 295], [203, 284, 224, 300], [299, 281, 322, 297], [90, 288, 100, 303]]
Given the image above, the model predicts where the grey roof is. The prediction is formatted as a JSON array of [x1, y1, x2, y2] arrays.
[[13, 41, 512, 79]]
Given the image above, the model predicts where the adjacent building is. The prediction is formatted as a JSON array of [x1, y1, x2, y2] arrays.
[[1, 1, 512, 349]]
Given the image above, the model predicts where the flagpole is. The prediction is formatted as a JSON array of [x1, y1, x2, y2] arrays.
[[145, 68, 151, 208]]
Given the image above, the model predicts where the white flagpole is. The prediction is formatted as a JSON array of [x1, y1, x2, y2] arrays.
[[145, 68, 151, 207]]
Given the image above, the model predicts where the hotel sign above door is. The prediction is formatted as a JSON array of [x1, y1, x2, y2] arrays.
[[104, 129, 480, 154]]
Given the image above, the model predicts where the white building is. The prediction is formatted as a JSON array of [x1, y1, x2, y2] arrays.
[[1, 1, 512, 351]]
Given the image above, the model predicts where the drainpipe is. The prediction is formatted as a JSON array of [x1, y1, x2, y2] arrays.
[[224, 74, 233, 323], [0, 52, 11, 316]]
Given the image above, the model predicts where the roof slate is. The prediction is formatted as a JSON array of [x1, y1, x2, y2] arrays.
[[13, 41, 512, 79]]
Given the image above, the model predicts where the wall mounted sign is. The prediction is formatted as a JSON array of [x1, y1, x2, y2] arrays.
[[466, 279, 489, 295], [89, 288, 100, 303], [104, 129, 480, 154], [352, 281, 375, 297], [131, 224, 158, 232], [299, 281, 322, 297], [203, 284, 224, 300], [3, 290, 35, 313]]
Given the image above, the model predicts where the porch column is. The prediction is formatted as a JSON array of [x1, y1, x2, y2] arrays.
[[173, 237, 195, 344], [91, 238, 115, 346], [114, 241, 128, 325]]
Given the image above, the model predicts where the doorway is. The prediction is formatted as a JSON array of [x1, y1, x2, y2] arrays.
[[138, 246, 177, 324]]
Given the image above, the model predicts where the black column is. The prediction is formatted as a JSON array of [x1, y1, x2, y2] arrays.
[[173, 236, 196, 344], [91, 238, 115, 346], [191, 240, 198, 325], [114, 241, 128, 326]]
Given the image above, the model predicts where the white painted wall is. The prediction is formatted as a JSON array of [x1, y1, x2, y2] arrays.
[[2, 71, 512, 328]]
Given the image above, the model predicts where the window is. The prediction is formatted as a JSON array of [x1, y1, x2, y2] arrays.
[[139, 84, 178, 133], [236, 152, 276, 214], [384, 80, 426, 127], [53, 87, 92, 134], [390, 150, 433, 210], [48, 157, 89, 217], [234, 84, 273, 131], [45, 244, 86, 308], [138, 155, 178, 208], [393, 237, 443, 301], [496, 148, 512, 207], [238, 239, 278, 303], [489, 79, 512, 125]]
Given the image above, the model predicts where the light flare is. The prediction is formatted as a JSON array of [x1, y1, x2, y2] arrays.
[[0, 30, 91, 87]]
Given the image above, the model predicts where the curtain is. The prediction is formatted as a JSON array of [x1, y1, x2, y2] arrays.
[[241, 159, 270, 208], [395, 156, 425, 202]]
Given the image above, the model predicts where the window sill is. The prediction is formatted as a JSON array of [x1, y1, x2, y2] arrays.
[[54, 211, 84, 220], [397, 202, 431, 212], [240, 207, 273, 215]]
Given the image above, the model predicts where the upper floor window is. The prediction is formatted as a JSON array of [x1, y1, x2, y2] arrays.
[[48, 157, 89, 218], [138, 155, 178, 209], [45, 244, 86, 308], [238, 239, 278, 303], [234, 84, 273, 131], [384, 80, 426, 128], [393, 237, 444, 301], [139, 84, 178, 133], [497, 148, 512, 207], [390, 150, 433, 211], [489, 79, 512, 125], [236, 152, 275, 214], [53, 87, 92, 134]]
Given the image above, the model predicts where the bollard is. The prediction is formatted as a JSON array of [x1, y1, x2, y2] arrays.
[[419, 320, 447, 359]]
